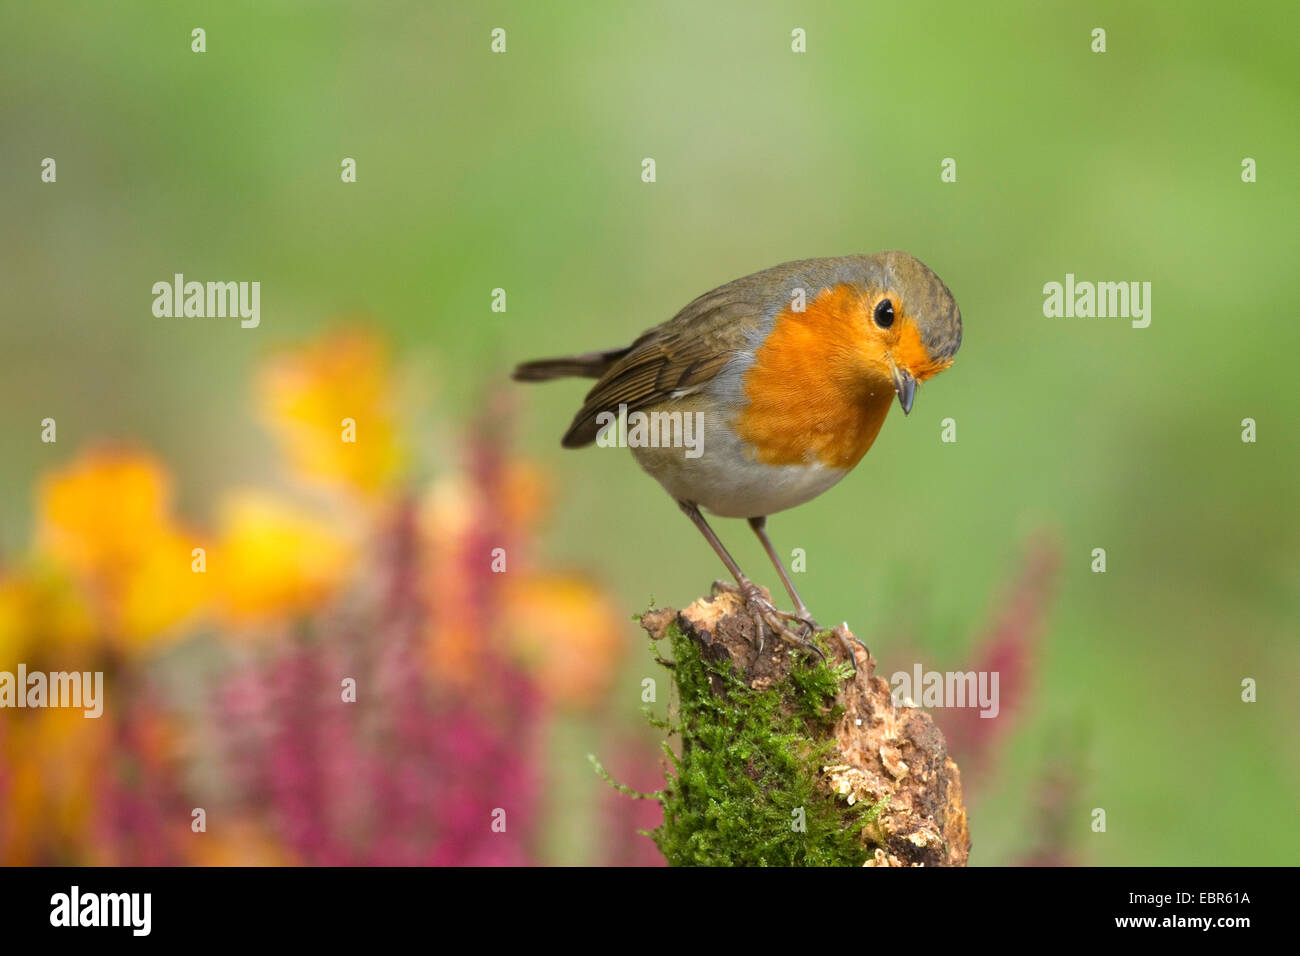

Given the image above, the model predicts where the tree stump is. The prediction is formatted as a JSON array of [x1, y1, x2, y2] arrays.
[[641, 586, 970, 866]]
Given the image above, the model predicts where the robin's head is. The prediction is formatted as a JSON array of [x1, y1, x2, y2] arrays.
[[844, 251, 962, 414], [736, 252, 962, 425]]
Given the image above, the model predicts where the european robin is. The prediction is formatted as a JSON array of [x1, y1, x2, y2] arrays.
[[514, 252, 962, 658]]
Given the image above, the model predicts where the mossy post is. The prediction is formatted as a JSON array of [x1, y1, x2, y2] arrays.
[[639, 587, 970, 866]]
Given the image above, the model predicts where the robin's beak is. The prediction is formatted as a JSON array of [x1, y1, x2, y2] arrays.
[[889, 361, 917, 415]]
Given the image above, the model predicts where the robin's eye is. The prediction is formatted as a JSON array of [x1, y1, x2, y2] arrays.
[[873, 299, 895, 329]]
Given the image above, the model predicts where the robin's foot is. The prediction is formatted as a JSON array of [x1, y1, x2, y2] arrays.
[[712, 580, 824, 661], [794, 608, 820, 633], [710, 578, 741, 599], [829, 624, 869, 676], [796, 609, 862, 676]]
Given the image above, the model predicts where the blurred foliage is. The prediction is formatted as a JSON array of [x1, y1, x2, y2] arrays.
[[0, 329, 635, 864]]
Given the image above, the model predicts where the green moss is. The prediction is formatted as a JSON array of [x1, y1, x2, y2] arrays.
[[638, 621, 875, 866]]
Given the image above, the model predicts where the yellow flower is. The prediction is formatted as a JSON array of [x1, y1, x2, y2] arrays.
[[117, 528, 210, 647], [36, 449, 172, 583], [0, 563, 96, 663], [502, 573, 623, 709], [213, 490, 357, 627], [33, 448, 206, 651], [0, 706, 109, 864], [257, 328, 404, 497]]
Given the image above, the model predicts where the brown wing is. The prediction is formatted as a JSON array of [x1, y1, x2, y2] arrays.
[[560, 256, 875, 447], [561, 278, 771, 447]]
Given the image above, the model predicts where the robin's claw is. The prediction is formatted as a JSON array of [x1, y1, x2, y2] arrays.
[[766, 613, 825, 663], [735, 587, 825, 663], [829, 624, 869, 676], [710, 580, 831, 665], [711, 579, 741, 598]]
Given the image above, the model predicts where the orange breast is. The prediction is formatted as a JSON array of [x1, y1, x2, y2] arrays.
[[734, 284, 895, 469]]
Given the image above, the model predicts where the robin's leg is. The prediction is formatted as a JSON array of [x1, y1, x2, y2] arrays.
[[748, 516, 816, 627], [748, 516, 869, 673], [676, 500, 824, 661]]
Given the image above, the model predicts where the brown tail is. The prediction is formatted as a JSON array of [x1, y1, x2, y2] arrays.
[[511, 346, 631, 382]]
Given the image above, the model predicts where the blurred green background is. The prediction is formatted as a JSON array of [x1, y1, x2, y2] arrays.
[[2, 1, 1297, 864]]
